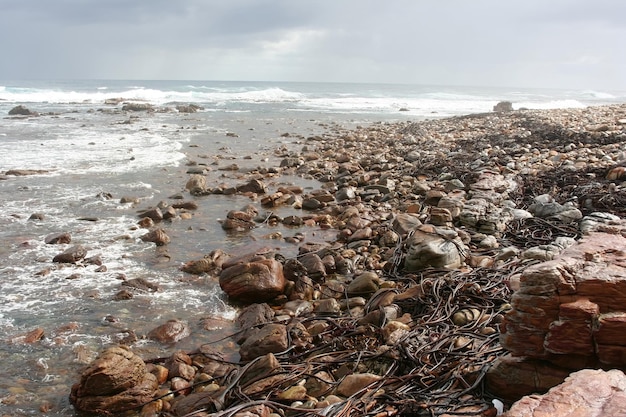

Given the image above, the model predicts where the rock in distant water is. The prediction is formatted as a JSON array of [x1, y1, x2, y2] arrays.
[[8, 105, 38, 116], [45, 232, 71, 244], [493, 101, 513, 112], [122, 102, 154, 112], [53, 245, 87, 263], [176, 104, 204, 113]]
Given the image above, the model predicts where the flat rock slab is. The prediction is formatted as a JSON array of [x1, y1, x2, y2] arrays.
[[503, 369, 626, 417]]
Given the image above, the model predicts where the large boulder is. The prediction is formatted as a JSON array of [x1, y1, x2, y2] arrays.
[[219, 258, 286, 303], [8, 105, 39, 116], [404, 224, 468, 270], [69, 346, 157, 414], [491, 232, 626, 401], [503, 369, 626, 417], [501, 232, 626, 366]]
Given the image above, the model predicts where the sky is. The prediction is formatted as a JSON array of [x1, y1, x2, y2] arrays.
[[1, 0, 625, 90]]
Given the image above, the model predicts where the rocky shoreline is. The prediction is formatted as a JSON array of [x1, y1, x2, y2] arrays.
[[69, 104, 626, 416]]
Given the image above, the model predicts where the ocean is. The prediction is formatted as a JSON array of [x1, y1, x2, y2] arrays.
[[0, 79, 624, 415]]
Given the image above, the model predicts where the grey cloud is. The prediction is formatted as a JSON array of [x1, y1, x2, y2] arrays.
[[1, 0, 625, 89]]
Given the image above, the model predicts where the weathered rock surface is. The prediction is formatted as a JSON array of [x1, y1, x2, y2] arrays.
[[503, 369, 626, 417], [501, 232, 626, 365], [69, 346, 157, 414], [147, 319, 191, 344], [52, 245, 87, 263], [219, 258, 286, 303]]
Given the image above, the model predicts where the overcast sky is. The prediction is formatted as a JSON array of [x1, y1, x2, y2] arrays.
[[1, 0, 624, 90]]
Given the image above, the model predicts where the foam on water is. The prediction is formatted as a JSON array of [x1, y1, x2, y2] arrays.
[[0, 118, 186, 175]]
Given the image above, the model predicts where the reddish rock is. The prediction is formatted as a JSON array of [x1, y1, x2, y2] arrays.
[[503, 369, 626, 417], [140, 228, 170, 246], [219, 258, 286, 303], [147, 319, 191, 344], [501, 232, 626, 366], [486, 354, 571, 403], [69, 346, 157, 414], [138, 207, 163, 222]]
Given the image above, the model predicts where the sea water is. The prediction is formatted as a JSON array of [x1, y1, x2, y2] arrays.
[[0, 80, 623, 415]]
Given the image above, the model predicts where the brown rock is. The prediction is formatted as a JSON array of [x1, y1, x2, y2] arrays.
[[219, 258, 286, 303], [336, 373, 382, 397], [501, 232, 626, 367], [121, 277, 161, 293], [236, 179, 267, 194], [140, 228, 170, 246], [45, 232, 71, 244], [147, 319, 191, 344], [239, 324, 289, 361], [69, 346, 157, 414], [299, 252, 326, 282], [486, 354, 571, 403], [138, 207, 163, 222], [503, 369, 626, 417], [52, 245, 87, 263]]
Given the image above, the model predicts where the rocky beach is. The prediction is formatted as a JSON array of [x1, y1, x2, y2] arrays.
[[3, 99, 626, 416]]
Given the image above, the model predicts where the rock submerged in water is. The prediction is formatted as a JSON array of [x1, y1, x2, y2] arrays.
[[52, 245, 87, 263], [8, 105, 39, 116]]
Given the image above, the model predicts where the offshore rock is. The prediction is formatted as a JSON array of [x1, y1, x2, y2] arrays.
[[493, 101, 514, 112], [52, 245, 87, 263], [69, 346, 157, 414], [503, 369, 626, 417], [8, 105, 39, 116], [219, 258, 286, 303], [45, 232, 71, 244]]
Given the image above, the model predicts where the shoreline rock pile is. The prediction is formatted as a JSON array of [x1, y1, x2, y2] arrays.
[[70, 104, 626, 416]]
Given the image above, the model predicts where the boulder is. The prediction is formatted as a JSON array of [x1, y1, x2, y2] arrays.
[[239, 324, 289, 361], [69, 346, 157, 414], [219, 258, 286, 303], [404, 225, 468, 270], [493, 101, 513, 112], [52, 245, 87, 263], [236, 179, 267, 194], [140, 228, 170, 246], [147, 319, 191, 344], [491, 232, 626, 401], [122, 102, 154, 112], [501, 232, 626, 366], [45, 232, 71, 244], [8, 105, 38, 116], [185, 174, 207, 195], [503, 369, 626, 417]]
